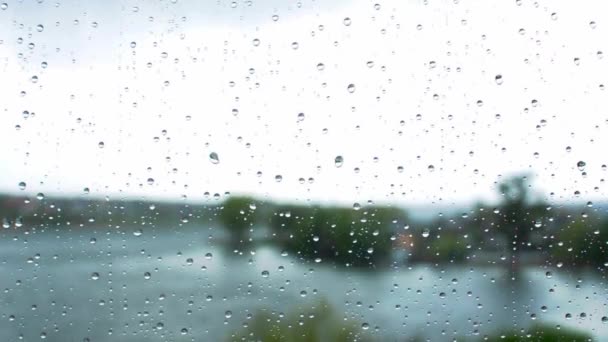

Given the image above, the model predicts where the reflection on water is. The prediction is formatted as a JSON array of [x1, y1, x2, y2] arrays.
[[0, 225, 605, 341]]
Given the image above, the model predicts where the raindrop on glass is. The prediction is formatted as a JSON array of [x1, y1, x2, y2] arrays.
[[209, 152, 219, 164], [335, 156, 344, 168]]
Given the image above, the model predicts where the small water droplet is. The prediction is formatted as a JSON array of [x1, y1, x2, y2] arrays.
[[347, 84, 356, 93], [297, 112, 305, 121], [422, 229, 430, 238], [343, 17, 352, 26], [275, 175, 283, 182], [261, 270, 269, 278], [495, 74, 503, 85], [0, 3, 8, 10], [91, 272, 100, 280], [18, 182, 26, 190], [144, 272, 151, 280]]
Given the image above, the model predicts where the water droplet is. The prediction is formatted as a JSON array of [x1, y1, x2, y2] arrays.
[[316, 63, 325, 71], [271, 14, 279, 22], [209, 152, 219, 164], [186, 258, 193, 265], [374, 3, 381, 10], [252, 38, 260, 46], [144, 272, 151, 280], [147, 178, 154, 185], [36, 24, 44, 32], [428, 165, 435, 172], [180, 328, 188, 335], [343, 17, 352, 26], [334, 156, 344, 167], [353, 202, 361, 211], [98, 141, 104, 148], [361, 323, 369, 330], [347, 84, 356, 93], [0, 3, 8, 10], [91, 272, 100, 280], [495, 74, 503, 85], [300, 290, 307, 297], [36, 193, 44, 200], [422, 229, 430, 238], [18, 182, 26, 190], [133, 229, 143, 237], [261, 270, 269, 278], [297, 112, 305, 121], [291, 41, 299, 49], [275, 175, 283, 182], [577, 161, 586, 171], [550, 12, 558, 20], [589, 21, 597, 29], [602, 316, 608, 323], [225, 310, 232, 318]]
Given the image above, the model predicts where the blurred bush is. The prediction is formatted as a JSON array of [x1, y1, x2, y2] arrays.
[[270, 205, 406, 267], [485, 323, 591, 341], [551, 218, 608, 268], [228, 298, 371, 342]]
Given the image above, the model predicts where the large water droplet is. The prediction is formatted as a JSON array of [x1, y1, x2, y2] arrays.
[[577, 161, 586, 171], [334, 156, 344, 167], [209, 152, 219, 164], [36, 24, 44, 32]]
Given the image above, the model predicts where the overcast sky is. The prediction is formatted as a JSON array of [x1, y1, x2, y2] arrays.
[[0, 0, 607, 207]]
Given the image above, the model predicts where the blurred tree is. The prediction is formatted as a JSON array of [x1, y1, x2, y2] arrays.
[[218, 196, 259, 245], [496, 174, 546, 271]]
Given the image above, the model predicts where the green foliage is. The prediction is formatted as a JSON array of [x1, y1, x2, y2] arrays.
[[270, 205, 406, 267], [218, 196, 259, 237], [228, 299, 371, 342], [411, 233, 469, 262], [496, 174, 546, 250], [552, 219, 608, 268], [485, 323, 592, 341]]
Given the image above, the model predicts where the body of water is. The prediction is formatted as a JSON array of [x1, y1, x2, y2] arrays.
[[0, 225, 606, 341]]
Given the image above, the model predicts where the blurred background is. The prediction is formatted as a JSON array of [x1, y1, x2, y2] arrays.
[[1, 0, 607, 341]]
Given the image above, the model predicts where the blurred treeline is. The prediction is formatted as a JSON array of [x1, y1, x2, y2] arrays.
[[1, 174, 607, 269]]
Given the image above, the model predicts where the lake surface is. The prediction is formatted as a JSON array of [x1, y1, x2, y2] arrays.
[[1, 225, 606, 341]]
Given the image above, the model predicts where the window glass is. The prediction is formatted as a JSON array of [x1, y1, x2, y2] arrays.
[[1, 0, 607, 341]]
